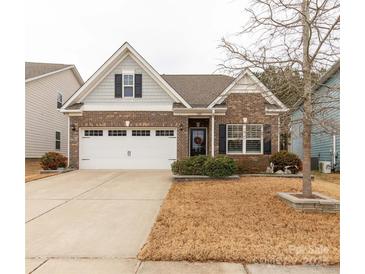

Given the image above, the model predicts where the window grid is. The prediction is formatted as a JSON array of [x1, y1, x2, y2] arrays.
[[156, 130, 174, 136], [123, 74, 134, 97], [84, 130, 103, 136], [226, 124, 263, 154], [132, 130, 150, 136], [108, 130, 127, 136]]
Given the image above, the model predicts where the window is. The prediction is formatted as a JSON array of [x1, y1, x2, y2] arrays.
[[156, 130, 174, 136], [227, 125, 243, 153], [246, 125, 262, 153], [108, 130, 126, 136], [84, 130, 103, 136], [227, 124, 263, 154], [57, 93, 63, 109], [132, 130, 150, 136], [55, 131, 61, 150], [123, 74, 134, 97]]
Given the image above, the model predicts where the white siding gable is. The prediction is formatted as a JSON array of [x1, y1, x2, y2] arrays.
[[229, 74, 261, 93], [83, 55, 174, 111]]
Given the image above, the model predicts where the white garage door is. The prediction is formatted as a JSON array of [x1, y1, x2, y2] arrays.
[[79, 128, 177, 169]]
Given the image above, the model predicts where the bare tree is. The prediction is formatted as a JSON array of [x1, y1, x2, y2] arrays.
[[220, 0, 340, 197]]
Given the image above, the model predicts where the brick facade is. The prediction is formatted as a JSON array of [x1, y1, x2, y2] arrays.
[[69, 93, 279, 172], [214, 93, 279, 173]]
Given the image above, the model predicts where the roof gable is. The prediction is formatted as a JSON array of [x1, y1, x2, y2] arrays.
[[62, 42, 191, 110], [207, 69, 288, 112]]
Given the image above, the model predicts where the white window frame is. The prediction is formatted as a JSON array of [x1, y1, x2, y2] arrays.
[[123, 74, 134, 98], [57, 92, 63, 109], [226, 124, 263, 155]]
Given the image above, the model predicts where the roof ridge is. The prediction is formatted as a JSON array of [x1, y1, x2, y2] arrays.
[[25, 61, 74, 66]]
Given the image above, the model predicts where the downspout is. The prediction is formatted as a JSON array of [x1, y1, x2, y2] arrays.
[[332, 134, 336, 169], [211, 109, 215, 157]]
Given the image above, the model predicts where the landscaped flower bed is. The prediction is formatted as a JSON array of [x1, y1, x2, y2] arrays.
[[138, 177, 339, 265]]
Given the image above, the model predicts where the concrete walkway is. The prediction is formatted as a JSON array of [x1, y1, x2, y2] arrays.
[[26, 170, 339, 274]]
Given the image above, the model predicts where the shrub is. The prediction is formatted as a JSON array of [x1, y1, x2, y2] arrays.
[[203, 156, 237, 178], [269, 151, 302, 173], [171, 155, 209, 175], [40, 152, 67, 170]]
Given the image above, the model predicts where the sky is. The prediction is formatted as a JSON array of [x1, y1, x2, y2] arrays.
[[25, 0, 250, 80]]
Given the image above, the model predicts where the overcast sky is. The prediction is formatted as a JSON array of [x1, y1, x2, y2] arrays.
[[25, 0, 250, 80]]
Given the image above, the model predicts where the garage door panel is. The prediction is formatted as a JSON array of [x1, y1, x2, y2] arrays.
[[79, 129, 177, 169]]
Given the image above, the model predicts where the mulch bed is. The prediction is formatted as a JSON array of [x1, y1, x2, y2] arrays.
[[138, 177, 339, 265]]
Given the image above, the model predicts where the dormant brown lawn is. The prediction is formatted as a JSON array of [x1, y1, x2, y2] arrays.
[[138, 177, 339, 265]]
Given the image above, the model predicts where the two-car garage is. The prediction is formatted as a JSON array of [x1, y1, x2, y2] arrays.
[[79, 128, 177, 169]]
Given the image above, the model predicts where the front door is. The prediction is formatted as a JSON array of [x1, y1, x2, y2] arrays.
[[190, 128, 207, 156]]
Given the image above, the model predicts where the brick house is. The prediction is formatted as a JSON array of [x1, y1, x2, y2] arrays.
[[61, 42, 288, 172]]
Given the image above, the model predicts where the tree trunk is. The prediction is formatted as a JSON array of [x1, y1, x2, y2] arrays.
[[302, 0, 312, 197]]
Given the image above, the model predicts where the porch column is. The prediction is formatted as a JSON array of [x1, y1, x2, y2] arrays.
[[211, 110, 215, 157]]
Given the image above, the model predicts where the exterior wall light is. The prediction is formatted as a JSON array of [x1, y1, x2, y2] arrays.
[[125, 121, 130, 127], [71, 124, 76, 131]]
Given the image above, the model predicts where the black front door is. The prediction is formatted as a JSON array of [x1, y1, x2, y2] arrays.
[[190, 128, 207, 156]]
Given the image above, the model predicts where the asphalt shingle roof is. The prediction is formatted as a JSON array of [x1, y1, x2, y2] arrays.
[[161, 74, 234, 107], [25, 62, 72, 80]]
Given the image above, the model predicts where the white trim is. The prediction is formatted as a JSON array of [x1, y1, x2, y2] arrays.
[[26, 65, 84, 85], [62, 42, 191, 110], [211, 110, 215, 157], [207, 69, 288, 112], [82, 103, 173, 111], [67, 116, 70, 167], [278, 117, 281, 152]]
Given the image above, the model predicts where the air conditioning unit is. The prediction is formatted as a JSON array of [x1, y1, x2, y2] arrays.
[[319, 161, 332, 173]]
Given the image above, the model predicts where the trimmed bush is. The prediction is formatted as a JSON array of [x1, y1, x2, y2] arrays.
[[40, 152, 67, 170], [171, 155, 208, 175], [203, 156, 237, 178], [269, 151, 302, 173]]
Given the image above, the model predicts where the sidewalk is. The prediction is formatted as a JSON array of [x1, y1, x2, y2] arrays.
[[26, 259, 340, 274]]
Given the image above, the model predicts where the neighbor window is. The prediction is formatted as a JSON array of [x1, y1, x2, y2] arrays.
[[123, 74, 134, 97], [227, 124, 263, 154], [57, 92, 63, 109], [55, 131, 61, 150]]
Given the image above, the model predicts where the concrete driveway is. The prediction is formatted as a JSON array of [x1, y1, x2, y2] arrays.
[[26, 170, 172, 273]]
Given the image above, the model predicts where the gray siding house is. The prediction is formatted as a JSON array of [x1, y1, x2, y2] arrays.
[[25, 62, 83, 159], [290, 61, 340, 171]]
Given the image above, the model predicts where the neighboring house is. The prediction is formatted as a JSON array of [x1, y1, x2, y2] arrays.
[[25, 62, 84, 159], [60, 42, 288, 172], [290, 60, 340, 171]]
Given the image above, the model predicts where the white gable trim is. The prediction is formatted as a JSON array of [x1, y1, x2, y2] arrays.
[[62, 42, 191, 110], [26, 65, 84, 85], [207, 69, 288, 111]]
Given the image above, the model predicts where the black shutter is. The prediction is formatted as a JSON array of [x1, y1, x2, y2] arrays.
[[219, 124, 227, 154], [263, 124, 272, 155], [115, 74, 123, 98], [135, 74, 142, 98]]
